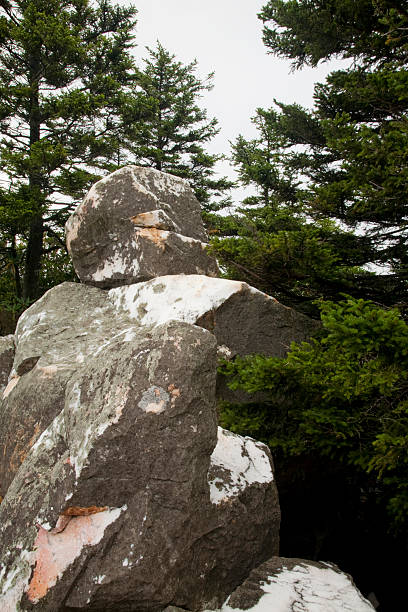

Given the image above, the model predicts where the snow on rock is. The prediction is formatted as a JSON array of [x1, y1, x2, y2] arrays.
[[208, 557, 375, 612], [109, 274, 320, 365], [208, 427, 274, 505]]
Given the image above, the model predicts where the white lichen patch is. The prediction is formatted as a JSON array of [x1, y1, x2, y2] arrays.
[[208, 427, 274, 505], [69, 382, 129, 479], [31, 411, 66, 454], [109, 275, 245, 326], [91, 244, 140, 282], [93, 574, 106, 584], [0, 548, 36, 612], [212, 563, 375, 612], [138, 386, 169, 414], [136, 165, 189, 197]]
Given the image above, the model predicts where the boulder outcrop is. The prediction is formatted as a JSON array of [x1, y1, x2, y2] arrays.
[[0, 167, 368, 611], [207, 557, 375, 611], [66, 166, 219, 288]]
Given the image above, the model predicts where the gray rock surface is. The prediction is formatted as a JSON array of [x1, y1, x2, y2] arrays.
[[0, 282, 138, 496], [0, 321, 280, 611], [0, 275, 317, 499], [109, 274, 319, 359], [66, 166, 219, 287], [0, 335, 14, 396], [109, 274, 320, 403], [210, 557, 375, 611]]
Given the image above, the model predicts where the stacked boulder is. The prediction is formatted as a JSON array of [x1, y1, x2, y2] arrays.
[[0, 167, 374, 611]]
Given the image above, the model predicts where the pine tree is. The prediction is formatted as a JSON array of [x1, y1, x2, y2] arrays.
[[123, 42, 232, 211], [0, 0, 137, 302], [209, 108, 372, 315], [251, 0, 408, 308]]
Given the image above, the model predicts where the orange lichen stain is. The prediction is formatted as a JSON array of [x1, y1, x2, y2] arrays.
[[37, 364, 67, 379], [167, 384, 181, 405], [48, 507, 109, 534], [131, 212, 162, 227], [62, 505, 108, 517], [27, 510, 116, 603], [26, 423, 41, 451], [136, 227, 167, 250]]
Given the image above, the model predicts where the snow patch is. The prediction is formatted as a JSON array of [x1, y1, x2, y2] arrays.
[[208, 427, 274, 505]]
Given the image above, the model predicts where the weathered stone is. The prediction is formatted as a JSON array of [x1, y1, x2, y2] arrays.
[[0, 282, 138, 497], [0, 321, 280, 611], [210, 557, 375, 612], [109, 274, 320, 402], [0, 335, 14, 396], [65, 166, 219, 287], [109, 274, 319, 359]]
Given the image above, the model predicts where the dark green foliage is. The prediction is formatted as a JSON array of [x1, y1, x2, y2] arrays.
[[208, 109, 376, 315], [0, 0, 137, 302], [259, 0, 406, 68], [122, 42, 232, 211], [210, 2, 408, 313], [220, 297, 408, 527]]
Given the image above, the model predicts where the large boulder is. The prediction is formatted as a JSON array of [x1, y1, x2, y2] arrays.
[[66, 166, 219, 288], [109, 274, 320, 402], [0, 321, 280, 611], [0, 282, 139, 497], [109, 274, 319, 359], [209, 557, 375, 612]]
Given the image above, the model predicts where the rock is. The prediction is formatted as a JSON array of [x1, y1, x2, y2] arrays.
[[109, 274, 320, 402], [66, 166, 219, 287], [0, 320, 280, 611], [109, 274, 319, 359], [210, 557, 375, 611], [0, 335, 14, 396], [0, 282, 138, 497]]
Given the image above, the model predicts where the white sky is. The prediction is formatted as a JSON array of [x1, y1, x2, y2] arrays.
[[130, 0, 338, 194]]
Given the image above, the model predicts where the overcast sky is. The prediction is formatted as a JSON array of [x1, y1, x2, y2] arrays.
[[131, 0, 336, 192]]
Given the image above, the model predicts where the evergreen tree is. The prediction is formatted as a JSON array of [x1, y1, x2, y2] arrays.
[[209, 108, 373, 315], [250, 0, 408, 307], [214, 3, 408, 606], [123, 42, 232, 211], [0, 0, 137, 302]]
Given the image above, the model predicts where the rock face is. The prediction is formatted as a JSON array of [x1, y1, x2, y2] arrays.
[[0, 166, 360, 611], [0, 285, 280, 611], [209, 557, 375, 611], [109, 274, 319, 359], [66, 166, 219, 287], [0, 335, 14, 396]]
